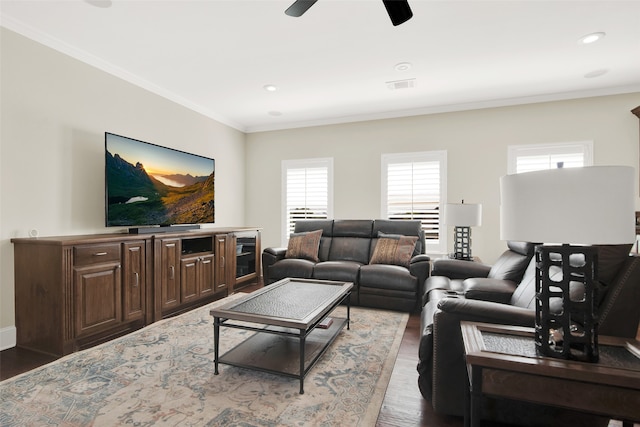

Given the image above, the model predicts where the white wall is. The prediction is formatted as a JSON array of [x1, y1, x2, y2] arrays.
[[0, 28, 246, 345], [246, 93, 640, 264]]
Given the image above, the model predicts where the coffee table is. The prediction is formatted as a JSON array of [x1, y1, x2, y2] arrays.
[[461, 321, 640, 427], [210, 278, 353, 394]]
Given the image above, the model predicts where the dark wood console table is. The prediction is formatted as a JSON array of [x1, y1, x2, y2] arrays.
[[12, 227, 261, 356], [461, 322, 640, 427]]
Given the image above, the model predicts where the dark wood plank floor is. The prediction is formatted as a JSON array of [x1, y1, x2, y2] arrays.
[[376, 311, 463, 427], [0, 282, 634, 427]]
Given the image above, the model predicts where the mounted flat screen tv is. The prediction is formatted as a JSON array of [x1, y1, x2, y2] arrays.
[[105, 132, 214, 232]]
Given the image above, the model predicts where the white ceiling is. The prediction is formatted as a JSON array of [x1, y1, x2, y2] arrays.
[[2, 0, 640, 133]]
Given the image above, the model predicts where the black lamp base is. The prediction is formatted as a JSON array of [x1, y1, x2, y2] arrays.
[[534, 244, 599, 363], [452, 226, 473, 260]]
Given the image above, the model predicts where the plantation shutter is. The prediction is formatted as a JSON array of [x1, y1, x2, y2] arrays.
[[382, 151, 447, 253], [509, 142, 593, 174], [282, 158, 333, 244]]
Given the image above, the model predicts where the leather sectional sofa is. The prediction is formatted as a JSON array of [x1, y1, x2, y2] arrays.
[[418, 242, 640, 426], [262, 219, 431, 312]]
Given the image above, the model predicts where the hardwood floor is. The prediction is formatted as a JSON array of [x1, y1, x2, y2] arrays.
[[377, 311, 463, 427], [0, 283, 635, 427]]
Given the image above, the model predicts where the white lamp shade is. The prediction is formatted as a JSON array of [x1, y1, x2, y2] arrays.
[[444, 203, 482, 227], [500, 166, 635, 245]]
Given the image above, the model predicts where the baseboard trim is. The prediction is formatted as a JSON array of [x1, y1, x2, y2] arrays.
[[0, 326, 17, 351]]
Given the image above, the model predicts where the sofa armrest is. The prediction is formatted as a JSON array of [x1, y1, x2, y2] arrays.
[[462, 278, 518, 303], [411, 254, 431, 264], [423, 298, 535, 415], [264, 247, 287, 258], [410, 254, 431, 300], [437, 297, 535, 327], [431, 259, 491, 279], [261, 247, 287, 284]]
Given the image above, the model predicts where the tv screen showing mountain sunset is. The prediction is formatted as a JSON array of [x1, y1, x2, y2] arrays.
[[105, 133, 215, 227]]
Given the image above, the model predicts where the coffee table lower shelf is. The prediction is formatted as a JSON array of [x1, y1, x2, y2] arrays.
[[215, 317, 348, 393]]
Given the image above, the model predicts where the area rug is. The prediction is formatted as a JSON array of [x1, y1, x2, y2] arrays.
[[0, 294, 408, 426]]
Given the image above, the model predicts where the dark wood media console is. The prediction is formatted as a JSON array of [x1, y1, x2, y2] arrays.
[[11, 227, 261, 357]]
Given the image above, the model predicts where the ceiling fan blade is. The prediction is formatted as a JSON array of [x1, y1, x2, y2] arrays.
[[382, 0, 413, 26], [285, 0, 318, 17]]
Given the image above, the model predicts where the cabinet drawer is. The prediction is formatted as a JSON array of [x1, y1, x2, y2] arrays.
[[74, 243, 121, 266]]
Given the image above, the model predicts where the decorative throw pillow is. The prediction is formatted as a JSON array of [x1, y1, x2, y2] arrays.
[[285, 229, 323, 262], [370, 234, 418, 268]]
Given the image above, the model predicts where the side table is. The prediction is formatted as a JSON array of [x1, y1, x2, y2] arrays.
[[461, 321, 640, 427]]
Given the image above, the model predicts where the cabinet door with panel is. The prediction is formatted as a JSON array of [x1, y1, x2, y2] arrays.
[[122, 241, 145, 321], [73, 243, 122, 337], [181, 253, 216, 303], [214, 234, 229, 294], [180, 255, 199, 303], [159, 238, 181, 310], [199, 253, 215, 297]]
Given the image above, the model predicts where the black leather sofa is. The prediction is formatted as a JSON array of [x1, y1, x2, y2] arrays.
[[418, 242, 639, 426], [262, 219, 431, 312]]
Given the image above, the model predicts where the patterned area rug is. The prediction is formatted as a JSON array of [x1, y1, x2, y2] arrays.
[[0, 294, 408, 426]]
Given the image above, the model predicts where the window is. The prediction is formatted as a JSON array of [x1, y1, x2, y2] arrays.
[[381, 151, 447, 254], [281, 158, 333, 245], [508, 141, 593, 174]]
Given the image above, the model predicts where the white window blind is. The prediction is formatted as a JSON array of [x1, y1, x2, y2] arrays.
[[382, 151, 447, 253], [282, 158, 333, 245], [508, 142, 593, 174]]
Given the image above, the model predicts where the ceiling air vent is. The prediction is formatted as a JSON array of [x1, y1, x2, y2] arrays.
[[386, 78, 416, 90]]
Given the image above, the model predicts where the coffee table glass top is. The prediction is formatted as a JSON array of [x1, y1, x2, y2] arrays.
[[211, 278, 353, 328], [230, 280, 346, 319]]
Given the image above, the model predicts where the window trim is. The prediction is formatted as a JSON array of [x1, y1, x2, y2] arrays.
[[281, 157, 334, 246], [507, 141, 593, 174], [381, 150, 448, 254]]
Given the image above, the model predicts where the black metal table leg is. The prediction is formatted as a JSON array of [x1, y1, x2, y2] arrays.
[[299, 329, 306, 394], [214, 316, 220, 375], [347, 292, 351, 330]]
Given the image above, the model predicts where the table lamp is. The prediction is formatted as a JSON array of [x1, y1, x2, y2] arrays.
[[500, 166, 634, 362], [444, 201, 482, 260]]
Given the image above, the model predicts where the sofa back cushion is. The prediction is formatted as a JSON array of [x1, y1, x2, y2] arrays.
[[488, 241, 536, 282], [372, 219, 425, 255], [327, 220, 373, 264], [509, 245, 634, 311], [509, 257, 538, 308]]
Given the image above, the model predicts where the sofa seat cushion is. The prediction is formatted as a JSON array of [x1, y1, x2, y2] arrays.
[[267, 258, 315, 281], [312, 261, 361, 284], [360, 264, 417, 292]]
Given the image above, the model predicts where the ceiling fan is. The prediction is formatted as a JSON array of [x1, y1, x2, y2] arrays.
[[285, 0, 413, 26]]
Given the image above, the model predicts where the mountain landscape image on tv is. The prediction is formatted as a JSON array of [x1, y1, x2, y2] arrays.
[[105, 133, 215, 227]]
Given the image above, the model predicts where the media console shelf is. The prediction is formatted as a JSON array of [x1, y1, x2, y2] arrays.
[[11, 227, 261, 357]]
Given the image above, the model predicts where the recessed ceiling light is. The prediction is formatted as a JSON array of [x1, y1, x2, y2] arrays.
[[394, 62, 412, 72], [579, 32, 605, 45], [84, 0, 113, 8], [268, 111, 283, 117], [584, 69, 608, 78], [263, 84, 278, 92]]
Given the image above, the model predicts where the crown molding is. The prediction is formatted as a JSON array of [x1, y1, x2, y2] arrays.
[[1, 15, 246, 132]]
